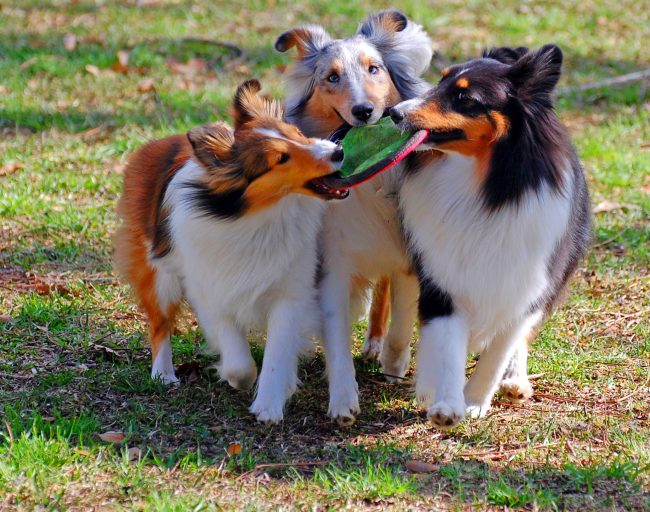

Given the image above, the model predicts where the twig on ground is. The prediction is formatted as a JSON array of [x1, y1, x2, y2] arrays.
[[0, 371, 33, 380], [235, 461, 327, 481], [556, 69, 650, 96]]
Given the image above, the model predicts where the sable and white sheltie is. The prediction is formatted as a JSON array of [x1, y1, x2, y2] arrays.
[[389, 45, 592, 428], [276, 10, 433, 421], [114, 79, 346, 423]]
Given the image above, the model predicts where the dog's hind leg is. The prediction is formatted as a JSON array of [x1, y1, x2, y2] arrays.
[[134, 266, 181, 385], [320, 267, 360, 424], [499, 322, 540, 403], [116, 230, 181, 385], [464, 311, 543, 417], [361, 277, 391, 361], [380, 271, 419, 382]]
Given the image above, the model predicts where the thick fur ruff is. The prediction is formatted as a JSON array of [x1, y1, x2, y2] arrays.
[[115, 80, 344, 423], [276, 10, 434, 421], [391, 45, 592, 428]]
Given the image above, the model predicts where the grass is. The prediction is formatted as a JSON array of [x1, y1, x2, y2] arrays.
[[1, 0, 649, 510]]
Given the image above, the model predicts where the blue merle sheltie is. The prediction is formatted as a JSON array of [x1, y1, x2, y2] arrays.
[[389, 44, 592, 428], [275, 10, 433, 422]]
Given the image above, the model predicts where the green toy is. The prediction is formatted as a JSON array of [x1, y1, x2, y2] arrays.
[[323, 117, 428, 189]]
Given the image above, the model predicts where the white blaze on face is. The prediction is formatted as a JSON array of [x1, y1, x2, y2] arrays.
[[308, 139, 338, 166]]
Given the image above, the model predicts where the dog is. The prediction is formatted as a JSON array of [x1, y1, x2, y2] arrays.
[[276, 10, 433, 421], [114, 79, 347, 423], [389, 44, 592, 428]]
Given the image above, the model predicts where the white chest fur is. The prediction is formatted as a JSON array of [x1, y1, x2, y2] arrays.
[[160, 161, 325, 327], [400, 152, 573, 344]]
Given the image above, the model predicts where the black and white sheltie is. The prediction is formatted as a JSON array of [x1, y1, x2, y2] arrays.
[[390, 45, 592, 428]]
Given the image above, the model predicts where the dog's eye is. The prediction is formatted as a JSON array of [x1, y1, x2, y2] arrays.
[[457, 92, 479, 108], [368, 65, 379, 75], [278, 153, 290, 164], [327, 73, 340, 83]]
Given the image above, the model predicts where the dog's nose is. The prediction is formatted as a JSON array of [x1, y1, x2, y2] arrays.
[[389, 107, 404, 123], [331, 145, 344, 162], [351, 102, 374, 122]]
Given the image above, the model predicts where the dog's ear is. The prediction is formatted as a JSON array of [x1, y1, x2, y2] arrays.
[[231, 79, 284, 128], [358, 9, 408, 36], [357, 10, 433, 96], [483, 46, 529, 65], [187, 122, 235, 171], [275, 25, 332, 58], [508, 44, 563, 102]]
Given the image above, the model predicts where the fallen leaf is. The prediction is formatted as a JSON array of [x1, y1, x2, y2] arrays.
[[127, 446, 142, 463], [74, 448, 90, 456], [112, 50, 130, 73], [593, 200, 639, 214], [0, 163, 23, 177], [98, 431, 125, 443], [166, 57, 207, 76], [405, 459, 439, 473], [114, 163, 126, 174], [227, 442, 242, 456], [63, 33, 77, 52], [85, 64, 100, 76], [593, 200, 621, 213], [0, 315, 11, 323], [137, 78, 155, 93]]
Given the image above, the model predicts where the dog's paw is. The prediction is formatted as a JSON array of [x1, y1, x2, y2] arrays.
[[499, 378, 534, 404], [151, 369, 180, 386], [427, 400, 466, 430], [328, 383, 360, 426], [361, 336, 383, 361], [250, 399, 284, 424], [465, 402, 491, 418], [221, 362, 258, 391], [380, 346, 410, 383]]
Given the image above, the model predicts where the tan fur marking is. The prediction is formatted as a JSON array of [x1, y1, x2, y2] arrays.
[[441, 67, 451, 78], [409, 102, 511, 184], [367, 277, 391, 341], [115, 136, 190, 363], [456, 78, 469, 89]]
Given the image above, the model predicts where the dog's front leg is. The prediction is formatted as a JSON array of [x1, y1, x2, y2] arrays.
[[250, 299, 305, 424], [380, 270, 419, 382], [465, 311, 543, 417], [193, 305, 257, 391], [417, 313, 469, 429], [319, 268, 360, 424]]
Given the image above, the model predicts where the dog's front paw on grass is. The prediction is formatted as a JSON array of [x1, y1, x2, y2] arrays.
[[499, 378, 534, 403], [465, 402, 491, 418], [427, 401, 465, 430], [361, 336, 383, 361], [250, 400, 284, 424], [328, 388, 360, 426]]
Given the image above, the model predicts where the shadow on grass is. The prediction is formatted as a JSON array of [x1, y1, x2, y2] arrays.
[[1, 291, 647, 509]]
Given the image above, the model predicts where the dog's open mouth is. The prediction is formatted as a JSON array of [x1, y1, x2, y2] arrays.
[[424, 129, 465, 145], [307, 177, 350, 200]]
